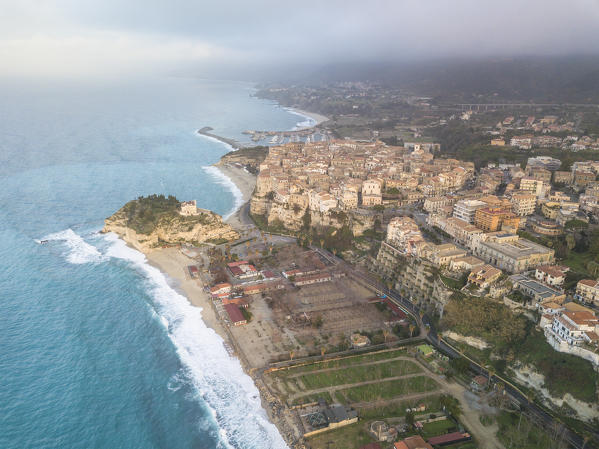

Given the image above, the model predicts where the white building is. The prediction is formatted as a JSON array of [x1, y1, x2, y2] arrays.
[[179, 200, 199, 216], [453, 199, 487, 224]]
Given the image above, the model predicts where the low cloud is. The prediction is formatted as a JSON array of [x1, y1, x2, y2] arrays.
[[1, 0, 599, 79]]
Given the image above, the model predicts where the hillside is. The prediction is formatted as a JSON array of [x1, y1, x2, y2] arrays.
[[102, 195, 239, 252]]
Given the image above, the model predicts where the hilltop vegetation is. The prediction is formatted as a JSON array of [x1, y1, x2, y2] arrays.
[[115, 194, 217, 235], [441, 295, 598, 403], [103, 195, 238, 250], [217, 145, 268, 174]]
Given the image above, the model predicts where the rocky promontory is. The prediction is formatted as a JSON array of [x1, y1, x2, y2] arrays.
[[102, 195, 239, 252]]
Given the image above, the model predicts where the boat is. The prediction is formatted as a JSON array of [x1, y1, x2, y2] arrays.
[[39, 240, 48, 244]]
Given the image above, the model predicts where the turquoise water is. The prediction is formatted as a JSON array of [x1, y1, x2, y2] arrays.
[[0, 78, 300, 449]]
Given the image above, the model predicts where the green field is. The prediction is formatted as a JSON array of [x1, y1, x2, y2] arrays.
[[306, 422, 372, 449], [275, 348, 408, 376], [299, 359, 422, 389], [421, 418, 458, 438], [335, 376, 439, 403], [358, 395, 443, 420], [289, 391, 333, 406]]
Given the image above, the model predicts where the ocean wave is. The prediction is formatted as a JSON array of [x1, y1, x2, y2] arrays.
[[202, 166, 244, 220], [196, 132, 237, 153], [283, 107, 316, 130], [40, 228, 107, 264], [103, 233, 288, 449]]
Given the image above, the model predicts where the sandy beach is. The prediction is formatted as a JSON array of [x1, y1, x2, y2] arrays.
[[286, 107, 329, 128], [217, 163, 257, 228], [146, 247, 231, 341]]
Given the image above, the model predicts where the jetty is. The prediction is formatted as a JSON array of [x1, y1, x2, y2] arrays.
[[197, 127, 245, 150]]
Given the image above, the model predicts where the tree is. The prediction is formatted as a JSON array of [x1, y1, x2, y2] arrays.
[[450, 357, 470, 376], [409, 324, 416, 338], [405, 411, 415, 427]]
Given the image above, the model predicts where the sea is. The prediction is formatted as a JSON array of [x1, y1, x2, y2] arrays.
[[0, 77, 312, 449]]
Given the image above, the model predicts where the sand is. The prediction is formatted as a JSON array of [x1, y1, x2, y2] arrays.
[[146, 247, 230, 343], [287, 108, 329, 127], [217, 164, 257, 229]]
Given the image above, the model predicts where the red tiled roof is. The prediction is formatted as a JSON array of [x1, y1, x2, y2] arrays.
[[578, 279, 598, 287], [427, 432, 471, 445], [224, 304, 246, 324]]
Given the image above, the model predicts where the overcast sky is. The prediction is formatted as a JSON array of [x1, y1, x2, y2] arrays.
[[1, 0, 599, 79]]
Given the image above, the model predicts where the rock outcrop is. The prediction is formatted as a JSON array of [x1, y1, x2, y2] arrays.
[[102, 196, 238, 253]]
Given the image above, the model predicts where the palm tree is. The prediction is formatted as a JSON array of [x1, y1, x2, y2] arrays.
[[409, 324, 416, 338], [320, 238, 325, 248], [321, 347, 326, 357], [289, 350, 295, 361], [383, 329, 390, 343], [581, 435, 590, 449]]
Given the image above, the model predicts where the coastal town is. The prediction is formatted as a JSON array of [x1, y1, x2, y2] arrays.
[[9, 2, 599, 449], [104, 101, 599, 449]]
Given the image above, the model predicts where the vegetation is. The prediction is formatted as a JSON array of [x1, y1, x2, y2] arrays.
[[219, 145, 268, 173], [440, 273, 468, 290], [306, 422, 372, 449], [421, 418, 457, 439], [358, 395, 443, 420], [517, 330, 597, 403], [496, 411, 562, 449], [298, 359, 421, 389], [442, 296, 527, 353], [275, 348, 409, 376], [289, 392, 333, 406], [335, 376, 438, 403], [114, 194, 216, 235], [442, 295, 598, 402]]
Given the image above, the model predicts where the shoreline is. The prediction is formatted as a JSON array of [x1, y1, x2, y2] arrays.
[[208, 163, 256, 226], [143, 163, 294, 444], [283, 107, 329, 128]]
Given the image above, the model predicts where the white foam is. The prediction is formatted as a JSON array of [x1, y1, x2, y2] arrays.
[[196, 131, 237, 153], [41, 228, 107, 264], [283, 107, 316, 130], [202, 166, 244, 220], [103, 233, 288, 449]]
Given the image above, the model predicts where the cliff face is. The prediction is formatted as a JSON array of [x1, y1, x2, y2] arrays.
[[215, 146, 268, 174], [251, 194, 379, 237], [102, 198, 239, 253]]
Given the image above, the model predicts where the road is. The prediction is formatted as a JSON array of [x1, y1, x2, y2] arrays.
[[311, 246, 598, 449]]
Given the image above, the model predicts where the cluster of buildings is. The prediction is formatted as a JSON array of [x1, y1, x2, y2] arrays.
[[251, 140, 474, 230], [488, 114, 599, 151]]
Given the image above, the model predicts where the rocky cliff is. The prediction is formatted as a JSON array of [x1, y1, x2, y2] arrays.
[[102, 195, 239, 252], [215, 145, 268, 174]]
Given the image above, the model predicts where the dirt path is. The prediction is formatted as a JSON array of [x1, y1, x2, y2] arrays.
[[348, 390, 443, 409], [285, 356, 418, 378], [288, 372, 438, 402], [437, 378, 504, 449]]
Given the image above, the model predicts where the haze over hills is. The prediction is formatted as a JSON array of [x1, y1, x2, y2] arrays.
[[255, 56, 599, 104]]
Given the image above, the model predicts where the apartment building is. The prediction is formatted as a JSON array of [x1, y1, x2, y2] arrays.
[[473, 234, 554, 273], [474, 207, 520, 232], [453, 199, 487, 224], [510, 192, 536, 216], [575, 279, 599, 307]]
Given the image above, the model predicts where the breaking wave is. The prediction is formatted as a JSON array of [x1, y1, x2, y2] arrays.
[[102, 233, 288, 449], [202, 166, 244, 220], [40, 228, 107, 264]]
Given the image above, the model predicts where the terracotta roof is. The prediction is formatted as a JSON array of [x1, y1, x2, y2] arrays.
[[585, 331, 599, 341], [563, 311, 598, 325], [224, 303, 246, 324], [578, 279, 598, 287]]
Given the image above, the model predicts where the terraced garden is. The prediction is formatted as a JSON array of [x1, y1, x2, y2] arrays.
[[335, 375, 439, 403], [266, 348, 442, 408]]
